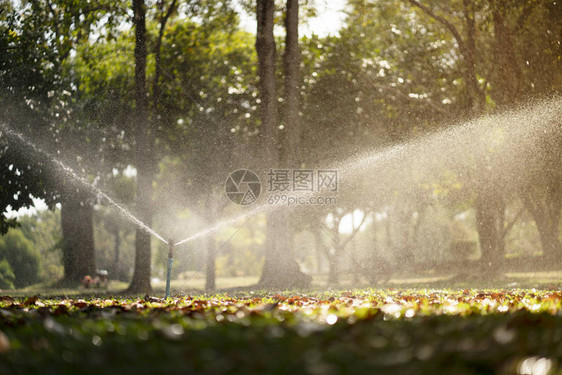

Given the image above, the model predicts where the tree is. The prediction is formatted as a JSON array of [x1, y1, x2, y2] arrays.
[[0, 0, 123, 285], [0, 259, 15, 289], [60, 192, 96, 282], [256, 0, 311, 288], [282, 0, 301, 166], [18, 209, 64, 282], [154, 9, 255, 291], [520, 119, 562, 261], [0, 229, 40, 288], [405, 0, 485, 113], [128, 0, 153, 294], [400, 0, 508, 275], [485, 1, 562, 261]]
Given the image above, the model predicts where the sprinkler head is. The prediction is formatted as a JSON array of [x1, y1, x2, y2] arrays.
[[168, 240, 174, 258]]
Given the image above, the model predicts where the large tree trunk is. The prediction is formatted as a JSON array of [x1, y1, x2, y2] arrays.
[[462, 0, 485, 113], [492, 8, 522, 106], [128, 0, 153, 294], [522, 181, 562, 262], [153, 0, 176, 117], [205, 198, 217, 291], [256, 0, 278, 158], [461, 0, 505, 275], [492, 6, 561, 263], [260, 209, 308, 288], [537, 225, 562, 261], [60, 193, 95, 284], [327, 219, 341, 285], [205, 233, 216, 291], [283, 0, 302, 276], [407, 0, 514, 276], [476, 193, 503, 276], [112, 229, 121, 281], [351, 213, 360, 284], [257, 0, 310, 289], [312, 224, 324, 272], [283, 0, 301, 165]]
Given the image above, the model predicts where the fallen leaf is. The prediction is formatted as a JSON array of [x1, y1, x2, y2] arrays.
[[23, 295, 38, 306]]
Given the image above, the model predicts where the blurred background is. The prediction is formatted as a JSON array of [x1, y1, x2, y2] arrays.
[[0, 0, 560, 293]]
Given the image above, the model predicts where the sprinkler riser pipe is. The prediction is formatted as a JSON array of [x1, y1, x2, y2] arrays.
[[165, 240, 174, 299]]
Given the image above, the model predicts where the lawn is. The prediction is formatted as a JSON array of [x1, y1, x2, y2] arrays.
[[2, 288, 562, 374]]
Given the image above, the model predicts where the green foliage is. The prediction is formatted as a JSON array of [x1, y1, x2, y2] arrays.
[[0, 0, 560, 286], [0, 0, 126, 232], [0, 229, 41, 288], [17, 210, 63, 282], [0, 258, 15, 289]]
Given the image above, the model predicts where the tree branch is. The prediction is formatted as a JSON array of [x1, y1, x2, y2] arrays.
[[341, 211, 368, 249], [514, 2, 538, 33], [405, 0, 466, 53], [501, 207, 524, 239], [162, 0, 177, 27], [521, 191, 543, 228]]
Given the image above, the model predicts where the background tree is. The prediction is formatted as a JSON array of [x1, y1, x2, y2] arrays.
[[0, 229, 40, 288], [256, 0, 311, 288], [129, 0, 153, 293], [154, 4, 255, 290], [0, 259, 15, 289], [0, 0, 125, 284]]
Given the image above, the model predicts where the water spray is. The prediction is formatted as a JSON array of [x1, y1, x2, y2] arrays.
[[165, 239, 175, 299], [0, 123, 169, 244]]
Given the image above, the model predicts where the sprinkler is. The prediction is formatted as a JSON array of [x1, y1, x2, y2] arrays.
[[165, 240, 174, 299]]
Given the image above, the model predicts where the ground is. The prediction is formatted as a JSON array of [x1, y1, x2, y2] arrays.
[[2, 287, 562, 374]]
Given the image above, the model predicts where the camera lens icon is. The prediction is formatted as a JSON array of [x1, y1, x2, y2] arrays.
[[225, 169, 261, 205]]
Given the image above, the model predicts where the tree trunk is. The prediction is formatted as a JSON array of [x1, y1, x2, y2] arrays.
[[128, 0, 153, 294], [153, 0, 176, 119], [260, 209, 311, 288], [60, 193, 95, 284], [522, 185, 562, 262], [205, 198, 216, 291], [312, 224, 324, 272], [257, 0, 310, 289], [497, 198, 506, 255], [283, 0, 301, 166], [462, 0, 485, 113], [537, 225, 562, 261], [113, 229, 121, 280], [351, 213, 360, 284], [256, 0, 278, 158], [205, 234, 216, 291], [328, 220, 341, 285], [407, 0, 511, 274], [476, 193, 503, 276], [462, 1, 504, 275], [322, 213, 344, 286], [492, 8, 522, 106], [283, 0, 302, 283], [371, 218, 378, 262], [385, 211, 393, 253]]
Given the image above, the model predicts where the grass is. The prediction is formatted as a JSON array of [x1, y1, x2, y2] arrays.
[[6, 268, 562, 298], [2, 287, 562, 374], [2, 272, 562, 373]]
